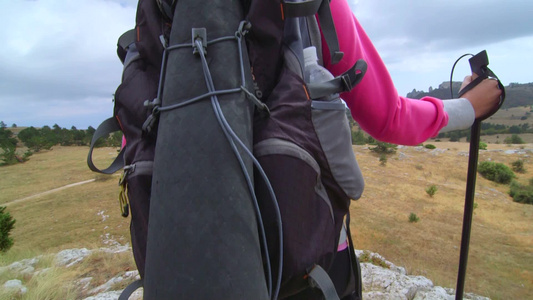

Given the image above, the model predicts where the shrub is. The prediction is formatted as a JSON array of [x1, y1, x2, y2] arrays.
[[0, 206, 16, 252], [408, 213, 420, 223], [511, 160, 526, 173], [352, 129, 367, 145], [426, 185, 438, 197], [504, 134, 525, 144], [379, 154, 387, 166], [369, 141, 397, 154], [479, 142, 487, 150], [478, 161, 515, 184], [424, 144, 436, 149], [449, 132, 460, 142], [509, 181, 533, 205], [358, 251, 389, 268]]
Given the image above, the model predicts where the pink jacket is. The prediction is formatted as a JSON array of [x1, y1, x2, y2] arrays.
[[322, 0, 449, 146]]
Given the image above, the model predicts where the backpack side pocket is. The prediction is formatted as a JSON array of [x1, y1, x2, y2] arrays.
[[255, 138, 337, 296], [311, 98, 364, 200]]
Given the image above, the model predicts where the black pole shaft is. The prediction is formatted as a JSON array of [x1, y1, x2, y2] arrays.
[[456, 119, 481, 300]]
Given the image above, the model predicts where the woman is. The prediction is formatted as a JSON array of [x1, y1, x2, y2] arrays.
[[321, 1, 501, 299]]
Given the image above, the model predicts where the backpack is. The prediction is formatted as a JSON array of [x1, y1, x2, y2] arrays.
[[87, 0, 367, 299]]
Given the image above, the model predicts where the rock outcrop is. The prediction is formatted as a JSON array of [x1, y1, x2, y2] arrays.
[[0, 247, 490, 300]]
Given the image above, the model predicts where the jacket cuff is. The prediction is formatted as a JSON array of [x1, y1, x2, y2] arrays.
[[440, 98, 475, 133]]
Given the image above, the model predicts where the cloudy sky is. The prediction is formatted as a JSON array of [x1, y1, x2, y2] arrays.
[[0, 0, 532, 129]]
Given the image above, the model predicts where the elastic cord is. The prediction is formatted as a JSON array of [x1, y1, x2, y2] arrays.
[[194, 37, 283, 300]]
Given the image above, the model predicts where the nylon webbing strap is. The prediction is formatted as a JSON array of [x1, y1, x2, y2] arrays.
[[126, 160, 154, 177], [345, 214, 363, 300], [87, 117, 125, 174], [117, 29, 136, 63], [282, 0, 343, 65], [307, 59, 367, 99], [118, 279, 143, 300], [457, 67, 505, 122], [457, 75, 486, 98], [316, 0, 343, 64], [282, 0, 322, 17], [308, 265, 341, 300], [118, 29, 136, 52]]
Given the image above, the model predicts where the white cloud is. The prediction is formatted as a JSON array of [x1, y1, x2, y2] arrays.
[[0, 0, 136, 128], [348, 0, 533, 96], [1, 0, 532, 128]]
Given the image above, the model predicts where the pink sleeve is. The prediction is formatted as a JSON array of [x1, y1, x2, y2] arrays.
[[321, 0, 449, 146]]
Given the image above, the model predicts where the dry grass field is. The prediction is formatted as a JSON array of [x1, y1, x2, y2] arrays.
[[486, 106, 533, 127], [0, 144, 532, 299], [351, 142, 533, 299]]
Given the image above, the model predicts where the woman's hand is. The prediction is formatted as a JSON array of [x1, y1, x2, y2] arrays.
[[460, 75, 502, 119]]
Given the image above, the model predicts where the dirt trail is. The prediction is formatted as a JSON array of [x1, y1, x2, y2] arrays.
[[5, 179, 96, 206]]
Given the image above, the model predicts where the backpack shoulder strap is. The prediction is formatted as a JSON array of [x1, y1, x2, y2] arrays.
[[315, 0, 343, 64], [281, 0, 343, 65], [281, 0, 367, 98], [305, 15, 323, 65]]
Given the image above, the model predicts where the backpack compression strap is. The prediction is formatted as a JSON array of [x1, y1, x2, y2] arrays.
[[308, 265, 341, 300], [307, 59, 367, 99], [282, 0, 343, 65], [345, 214, 363, 299], [118, 279, 143, 300], [117, 29, 136, 64], [86, 116, 124, 174]]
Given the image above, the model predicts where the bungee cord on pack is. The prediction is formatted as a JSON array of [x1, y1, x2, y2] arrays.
[[193, 32, 283, 300], [146, 21, 284, 300]]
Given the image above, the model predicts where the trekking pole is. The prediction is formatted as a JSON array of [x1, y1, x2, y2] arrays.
[[454, 50, 505, 300]]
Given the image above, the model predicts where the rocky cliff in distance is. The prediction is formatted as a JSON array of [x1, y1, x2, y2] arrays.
[[407, 82, 533, 109]]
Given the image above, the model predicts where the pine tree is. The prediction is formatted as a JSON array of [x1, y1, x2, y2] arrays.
[[0, 206, 16, 252]]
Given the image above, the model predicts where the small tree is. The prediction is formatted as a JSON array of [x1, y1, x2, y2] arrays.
[[0, 125, 20, 166], [369, 141, 397, 154], [0, 206, 16, 252], [408, 213, 420, 223], [426, 185, 438, 197], [379, 154, 387, 166], [352, 129, 367, 145]]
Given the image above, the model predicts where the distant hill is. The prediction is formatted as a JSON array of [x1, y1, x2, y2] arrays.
[[407, 82, 533, 109]]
